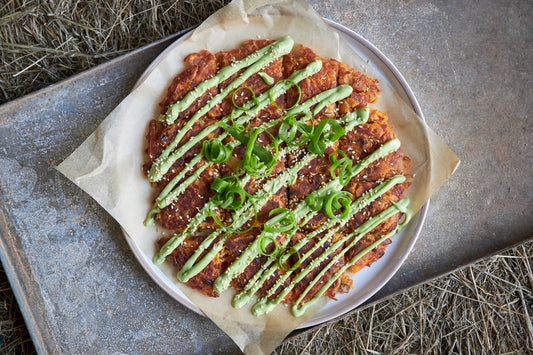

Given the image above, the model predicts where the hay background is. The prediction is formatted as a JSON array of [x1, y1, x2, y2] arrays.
[[0, 1, 531, 353]]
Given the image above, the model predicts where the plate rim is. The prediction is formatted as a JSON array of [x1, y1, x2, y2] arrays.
[[125, 18, 429, 329]]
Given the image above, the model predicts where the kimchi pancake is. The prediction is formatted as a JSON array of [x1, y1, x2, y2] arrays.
[[144, 37, 413, 317]]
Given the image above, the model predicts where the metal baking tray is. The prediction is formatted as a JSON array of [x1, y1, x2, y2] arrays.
[[0, 27, 531, 354]]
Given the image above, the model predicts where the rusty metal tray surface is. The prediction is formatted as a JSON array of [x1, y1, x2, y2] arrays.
[[1, 9, 532, 354]]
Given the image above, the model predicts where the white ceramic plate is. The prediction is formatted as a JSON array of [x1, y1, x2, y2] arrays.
[[126, 19, 428, 329]]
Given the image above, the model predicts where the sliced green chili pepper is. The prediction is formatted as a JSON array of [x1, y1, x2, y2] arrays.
[[258, 234, 279, 257], [218, 121, 274, 165], [278, 112, 314, 146]]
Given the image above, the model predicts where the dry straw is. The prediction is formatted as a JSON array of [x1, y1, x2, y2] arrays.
[[1, 1, 531, 354]]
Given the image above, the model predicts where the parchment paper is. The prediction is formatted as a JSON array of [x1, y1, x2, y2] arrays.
[[57, 0, 460, 353]]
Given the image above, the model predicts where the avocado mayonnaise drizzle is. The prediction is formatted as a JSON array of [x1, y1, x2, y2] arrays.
[[291, 198, 413, 317], [144, 60, 323, 226], [249, 176, 406, 315], [149, 36, 294, 183], [230, 174, 405, 308], [218, 136, 402, 294], [147, 37, 411, 317], [152, 85, 356, 266], [160, 36, 293, 126], [175, 108, 363, 283]]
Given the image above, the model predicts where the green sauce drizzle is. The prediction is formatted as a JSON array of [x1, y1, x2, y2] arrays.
[[250, 176, 406, 315], [291, 198, 412, 317], [149, 36, 294, 182], [151, 85, 354, 260], [175, 109, 359, 282], [144, 59, 324, 225], [160, 36, 293, 125], [258, 72, 275, 85], [147, 36, 411, 317]]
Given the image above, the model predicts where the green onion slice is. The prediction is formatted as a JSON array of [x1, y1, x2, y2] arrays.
[[232, 86, 259, 111], [269, 79, 301, 111], [211, 176, 246, 210], [305, 192, 323, 211], [324, 191, 353, 219], [202, 138, 233, 163], [210, 201, 258, 234], [242, 128, 279, 177], [278, 112, 314, 146], [264, 208, 297, 234], [308, 119, 345, 155], [329, 150, 354, 186], [258, 234, 279, 256], [230, 121, 250, 134], [277, 246, 302, 272], [218, 121, 274, 165]]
